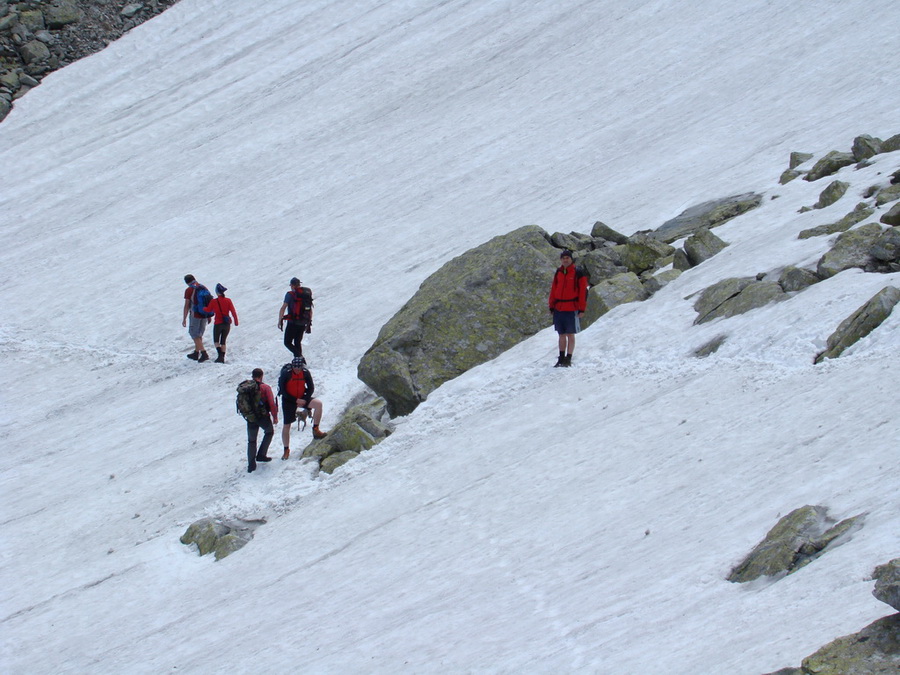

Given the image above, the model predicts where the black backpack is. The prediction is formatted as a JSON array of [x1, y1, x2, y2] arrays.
[[235, 380, 263, 422], [287, 287, 313, 323]]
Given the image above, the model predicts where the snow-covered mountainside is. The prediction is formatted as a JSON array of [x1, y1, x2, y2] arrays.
[[1, 1, 899, 672]]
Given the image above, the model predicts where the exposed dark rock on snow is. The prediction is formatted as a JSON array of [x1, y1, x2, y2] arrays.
[[805, 151, 856, 182], [650, 193, 763, 243], [683, 227, 728, 267], [814, 286, 900, 363], [778, 266, 820, 293], [798, 202, 874, 239], [180, 517, 262, 561], [693, 277, 785, 325], [881, 203, 900, 226], [873, 558, 900, 612], [816, 223, 885, 279], [0, 0, 181, 122], [727, 506, 864, 583], [301, 396, 392, 473], [692, 334, 727, 358], [812, 180, 850, 210]]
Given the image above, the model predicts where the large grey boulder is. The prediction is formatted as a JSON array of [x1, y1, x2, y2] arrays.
[[851, 134, 884, 162], [43, 2, 83, 29], [651, 193, 763, 243], [798, 202, 874, 239], [302, 397, 392, 473], [816, 223, 884, 278], [873, 559, 900, 612], [727, 506, 864, 583], [693, 278, 784, 324], [883, 134, 900, 153], [870, 228, 900, 263], [582, 272, 647, 324], [590, 221, 629, 244], [683, 227, 728, 266], [800, 614, 900, 675], [875, 183, 900, 207], [815, 286, 900, 363], [358, 225, 559, 417], [880, 203, 900, 226], [616, 233, 675, 275], [643, 268, 682, 295], [805, 151, 855, 182], [579, 247, 626, 282], [812, 180, 849, 210], [778, 266, 820, 293]]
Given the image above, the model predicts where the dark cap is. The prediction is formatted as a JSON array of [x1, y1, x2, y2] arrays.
[[289, 277, 301, 286], [184, 274, 195, 284], [291, 356, 306, 369], [215, 283, 227, 294], [560, 250, 574, 259]]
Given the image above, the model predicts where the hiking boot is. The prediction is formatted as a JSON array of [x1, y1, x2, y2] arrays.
[[256, 455, 272, 462], [186, 351, 199, 360], [563, 354, 572, 367], [248, 464, 256, 473], [198, 351, 210, 363], [554, 355, 564, 367], [281, 448, 290, 460], [312, 426, 327, 440], [214, 348, 225, 363]]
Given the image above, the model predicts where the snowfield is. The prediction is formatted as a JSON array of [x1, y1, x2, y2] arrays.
[[1, 1, 899, 673]]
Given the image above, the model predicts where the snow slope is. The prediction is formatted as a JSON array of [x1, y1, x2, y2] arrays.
[[1, 0, 899, 672]]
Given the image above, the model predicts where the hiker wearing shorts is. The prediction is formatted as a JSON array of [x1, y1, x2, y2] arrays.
[[182, 274, 210, 362], [548, 250, 588, 367], [278, 356, 327, 460]]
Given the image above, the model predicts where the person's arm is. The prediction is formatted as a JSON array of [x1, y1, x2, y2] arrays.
[[278, 301, 288, 330], [262, 384, 278, 424], [577, 274, 588, 315], [182, 294, 191, 326], [304, 370, 315, 401], [230, 299, 239, 326]]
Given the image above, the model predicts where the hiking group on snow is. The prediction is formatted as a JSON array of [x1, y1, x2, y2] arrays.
[[183, 274, 328, 473], [184, 251, 586, 473]]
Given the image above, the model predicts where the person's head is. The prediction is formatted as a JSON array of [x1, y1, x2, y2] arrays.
[[291, 356, 306, 371], [184, 274, 195, 285], [215, 283, 227, 295], [289, 277, 301, 288], [560, 250, 574, 267], [252, 368, 264, 381]]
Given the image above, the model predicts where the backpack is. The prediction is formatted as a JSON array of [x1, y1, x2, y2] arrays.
[[277, 363, 293, 397], [287, 287, 313, 323], [235, 380, 263, 422], [193, 284, 215, 318], [575, 265, 590, 287]]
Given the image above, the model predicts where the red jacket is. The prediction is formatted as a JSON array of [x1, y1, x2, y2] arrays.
[[204, 296, 239, 326], [549, 265, 588, 312]]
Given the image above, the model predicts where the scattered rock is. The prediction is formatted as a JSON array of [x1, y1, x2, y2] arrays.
[[683, 227, 728, 266], [651, 193, 763, 243], [798, 202, 874, 239], [882, 203, 900, 227], [812, 180, 849, 210], [693, 277, 784, 324], [302, 396, 392, 472], [642, 268, 681, 295], [851, 134, 883, 162], [616, 233, 675, 275], [805, 151, 856, 182], [693, 334, 727, 358], [814, 286, 900, 363], [800, 614, 900, 675], [873, 558, 900, 612], [778, 266, 820, 293], [874, 183, 900, 207], [816, 223, 884, 279], [583, 272, 647, 323], [180, 517, 261, 561], [590, 220, 629, 244], [789, 151, 814, 169], [727, 506, 864, 583]]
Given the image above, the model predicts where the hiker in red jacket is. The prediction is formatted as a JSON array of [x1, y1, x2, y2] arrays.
[[204, 283, 239, 363], [548, 250, 588, 367], [246, 368, 278, 473], [278, 356, 327, 460]]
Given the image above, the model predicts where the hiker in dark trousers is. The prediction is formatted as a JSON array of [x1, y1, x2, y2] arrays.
[[204, 283, 239, 363], [246, 368, 278, 473], [278, 356, 327, 460], [182, 274, 210, 362], [548, 250, 588, 367], [278, 277, 313, 357]]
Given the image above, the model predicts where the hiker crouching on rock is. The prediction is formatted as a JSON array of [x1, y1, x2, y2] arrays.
[[548, 250, 588, 367], [278, 356, 327, 460], [204, 283, 239, 363]]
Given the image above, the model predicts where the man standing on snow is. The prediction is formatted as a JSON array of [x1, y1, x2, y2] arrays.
[[182, 274, 211, 362], [278, 277, 313, 357], [548, 250, 588, 367], [204, 283, 239, 363], [278, 356, 327, 460], [245, 368, 278, 473]]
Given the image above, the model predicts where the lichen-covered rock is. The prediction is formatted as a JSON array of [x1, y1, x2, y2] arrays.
[[727, 506, 863, 583], [780, 169, 803, 185], [693, 334, 727, 358], [673, 248, 691, 271], [643, 268, 681, 295], [882, 203, 900, 227], [550, 231, 593, 252], [579, 247, 626, 282], [870, 228, 900, 263], [43, 1, 83, 29], [798, 202, 874, 239], [873, 558, 900, 612], [815, 286, 900, 363], [851, 134, 884, 162], [812, 180, 849, 209], [358, 226, 559, 417], [652, 193, 763, 243], [583, 272, 647, 324], [20, 40, 50, 64], [883, 134, 900, 153], [816, 223, 884, 278], [805, 151, 855, 181], [800, 614, 900, 675], [789, 151, 814, 169], [590, 221, 629, 244], [180, 517, 259, 560], [320, 451, 360, 474], [875, 183, 900, 207], [693, 277, 755, 324], [778, 266, 820, 293], [693, 278, 783, 324], [616, 233, 675, 274], [683, 227, 728, 266], [302, 397, 391, 468]]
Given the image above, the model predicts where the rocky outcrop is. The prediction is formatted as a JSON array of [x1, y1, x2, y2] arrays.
[[814, 286, 900, 363], [881, 203, 900, 226], [727, 506, 864, 583], [873, 559, 900, 612], [615, 233, 675, 275], [780, 152, 814, 184], [805, 151, 855, 182], [583, 272, 647, 324], [301, 396, 393, 473], [851, 134, 884, 162], [693, 276, 785, 325], [812, 180, 850, 210], [816, 223, 884, 279], [0, 1, 181, 122], [651, 193, 763, 243], [358, 225, 560, 417], [180, 517, 262, 561], [798, 202, 874, 239], [778, 266, 820, 293], [683, 227, 728, 266]]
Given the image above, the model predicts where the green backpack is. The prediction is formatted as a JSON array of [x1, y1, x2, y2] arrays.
[[235, 380, 263, 422]]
